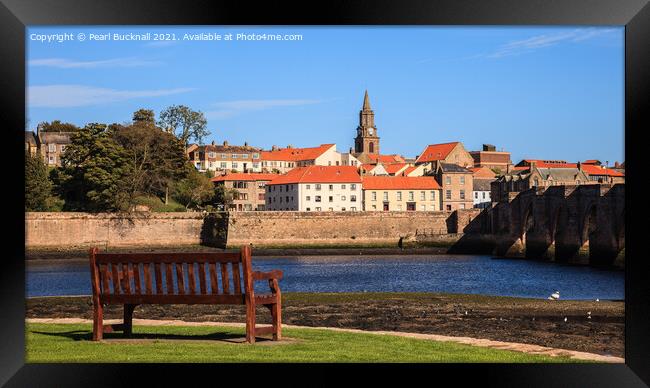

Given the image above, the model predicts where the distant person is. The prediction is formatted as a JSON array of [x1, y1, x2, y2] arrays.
[[398, 237, 404, 251]]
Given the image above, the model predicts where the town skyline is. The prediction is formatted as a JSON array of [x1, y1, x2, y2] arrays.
[[27, 26, 624, 164]]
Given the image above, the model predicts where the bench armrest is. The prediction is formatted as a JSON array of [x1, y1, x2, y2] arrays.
[[252, 270, 283, 281]]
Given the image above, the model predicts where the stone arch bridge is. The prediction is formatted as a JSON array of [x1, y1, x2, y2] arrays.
[[482, 184, 625, 266]]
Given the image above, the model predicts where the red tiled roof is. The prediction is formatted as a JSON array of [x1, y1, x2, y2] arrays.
[[581, 165, 625, 177], [268, 165, 362, 185], [360, 163, 378, 171], [211, 173, 279, 182], [415, 142, 460, 163], [470, 166, 496, 178], [260, 144, 334, 162], [583, 160, 601, 165], [362, 176, 441, 190], [519, 159, 577, 168], [383, 163, 408, 174], [366, 154, 405, 164], [401, 166, 418, 176]]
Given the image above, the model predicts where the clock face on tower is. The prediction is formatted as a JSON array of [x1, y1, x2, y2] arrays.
[[368, 128, 374, 136]]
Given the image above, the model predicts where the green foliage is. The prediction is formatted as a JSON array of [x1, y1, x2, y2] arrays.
[[133, 195, 186, 212], [57, 123, 131, 212], [158, 105, 209, 146], [25, 152, 52, 211], [172, 165, 216, 210], [132, 109, 156, 126], [213, 184, 239, 210], [37, 120, 80, 132]]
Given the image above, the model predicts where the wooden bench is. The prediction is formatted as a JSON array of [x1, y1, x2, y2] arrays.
[[88, 245, 282, 343]]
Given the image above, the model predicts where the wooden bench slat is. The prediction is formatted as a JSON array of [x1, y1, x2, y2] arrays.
[[209, 262, 219, 295], [154, 262, 163, 295], [165, 262, 174, 295], [143, 263, 153, 295], [175, 263, 186, 295], [101, 294, 245, 305], [100, 264, 111, 295], [254, 294, 278, 305], [187, 263, 196, 295], [122, 263, 131, 295], [111, 262, 121, 295], [253, 326, 276, 335], [133, 263, 142, 294], [232, 262, 241, 295], [220, 262, 230, 294], [198, 262, 207, 295], [96, 253, 240, 264]]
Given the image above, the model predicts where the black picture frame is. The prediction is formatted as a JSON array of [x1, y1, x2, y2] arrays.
[[2, 0, 648, 386]]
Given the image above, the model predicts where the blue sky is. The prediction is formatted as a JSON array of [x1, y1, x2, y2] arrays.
[[27, 26, 624, 164]]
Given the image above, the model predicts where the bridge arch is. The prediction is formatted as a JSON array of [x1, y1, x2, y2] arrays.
[[521, 203, 534, 247], [581, 204, 598, 259], [551, 204, 568, 261]]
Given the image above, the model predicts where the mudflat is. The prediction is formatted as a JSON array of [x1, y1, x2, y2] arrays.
[[26, 292, 624, 357]]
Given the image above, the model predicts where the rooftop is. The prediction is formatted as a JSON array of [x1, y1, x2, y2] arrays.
[[362, 176, 441, 190], [415, 142, 460, 163], [268, 165, 362, 185], [211, 173, 279, 182], [261, 144, 335, 162]]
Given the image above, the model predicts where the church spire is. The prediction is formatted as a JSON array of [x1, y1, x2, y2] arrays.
[[362, 90, 371, 110]]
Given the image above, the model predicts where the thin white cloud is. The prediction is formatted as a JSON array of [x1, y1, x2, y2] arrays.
[[28, 84, 195, 108], [485, 28, 617, 59], [28, 57, 162, 68], [206, 99, 322, 119]]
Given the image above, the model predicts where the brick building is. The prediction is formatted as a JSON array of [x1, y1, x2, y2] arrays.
[[361, 176, 441, 211], [211, 173, 278, 211], [39, 131, 74, 167], [469, 144, 513, 173], [25, 131, 40, 157], [260, 144, 358, 174], [471, 166, 496, 209], [188, 141, 262, 175], [415, 142, 474, 170], [433, 162, 474, 211]]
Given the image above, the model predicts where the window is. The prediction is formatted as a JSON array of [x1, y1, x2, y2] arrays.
[[306, 196, 311, 201], [420, 191, 425, 201], [446, 176, 451, 185], [372, 205, 377, 210], [446, 190, 452, 200], [208, 152, 216, 158], [329, 184, 334, 191], [232, 154, 238, 159], [280, 186, 283, 192], [408, 191, 414, 201], [48, 155, 55, 164], [446, 205, 452, 211], [329, 196, 333, 202], [242, 154, 249, 158], [372, 192, 377, 201], [475, 192, 479, 199], [220, 162, 227, 169], [329, 207, 334, 211], [286, 196, 289, 202], [459, 203, 466, 209], [306, 208, 311, 211], [48, 144, 56, 152], [316, 207, 321, 211], [306, 184, 311, 189], [534, 179, 539, 187], [350, 195, 356, 202], [315, 184, 321, 190], [421, 204, 426, 211], [350, 184, 357, 190], [60, 145, 66, 152], [341, 207, 346, 211], [279, 197, 283, 203], [341, 196, 346, 201], [285, 184, 290, 191], [397, 192, 402, 201], [341, 184, 346, 189], [258, 193, 265, 200], [350, 207, 357, 211], [232, 162, 238, 169], [430, 191, 435, 200], [460, 176, 465, 184], [253, 153, 259, 159], [460, 190, 465, 200], [315, 196, 321, 202], [383, 192, 388, 201], [482, 192, 486, 199], [253, 162, 259, 168]]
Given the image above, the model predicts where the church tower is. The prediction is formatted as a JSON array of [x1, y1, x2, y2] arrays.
[[354, 90, 380, 155]]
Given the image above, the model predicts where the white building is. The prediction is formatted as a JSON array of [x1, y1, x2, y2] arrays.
[[473, 178, 492, 208], [260, 144, 360, 174], [265, 165, 362, 211]]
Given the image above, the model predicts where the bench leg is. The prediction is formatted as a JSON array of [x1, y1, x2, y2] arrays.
[[92, 302, 103, 341], [246, 301, 256, 344], [272, 301, 282, 341], [123, 304, 136, 337]]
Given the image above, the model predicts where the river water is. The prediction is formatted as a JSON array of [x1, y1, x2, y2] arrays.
[[26, 255, 624, 300]]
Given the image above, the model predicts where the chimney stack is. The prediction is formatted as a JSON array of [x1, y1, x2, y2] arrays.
[[577, 161, 582, 171], [211, 140, 215, 146], [272, 145, 278, 151], [529, 160, 537, 169], [244, 141, 248, 147], [223, 140, 229, 146]]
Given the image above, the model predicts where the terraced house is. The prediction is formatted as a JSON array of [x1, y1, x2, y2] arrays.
[[260, 144, 359, 174], [187, 141, 262, 175], [361, 176, 441, 211], [211, 173, 278, 211], [265, 165, 362, 211]]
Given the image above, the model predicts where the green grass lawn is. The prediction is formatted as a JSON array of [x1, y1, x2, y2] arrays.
[[26, 323, 586, 363]]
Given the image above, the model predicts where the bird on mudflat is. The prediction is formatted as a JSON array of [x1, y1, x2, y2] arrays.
[[548, 291, 560, 300]]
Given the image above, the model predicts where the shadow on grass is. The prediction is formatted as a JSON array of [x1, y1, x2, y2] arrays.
[[29, 329, 263, 343]]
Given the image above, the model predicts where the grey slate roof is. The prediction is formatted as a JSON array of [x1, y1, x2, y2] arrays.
[[25, 131, 37, 145], [39, 131, 74, 144], [473, 178, 494, 191], [439, 162, 471, 173]]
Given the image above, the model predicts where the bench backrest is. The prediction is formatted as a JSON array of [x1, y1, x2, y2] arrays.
[[89, 246, 253, 304]]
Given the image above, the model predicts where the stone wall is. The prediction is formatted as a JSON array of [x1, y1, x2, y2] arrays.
[[25, 210, 482, 250]]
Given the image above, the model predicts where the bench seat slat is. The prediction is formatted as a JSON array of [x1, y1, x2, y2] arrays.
[[175, 263, 185, 295], [165, 262, 174, 294], [232, 262, 241, 294], [111, 263, 121, 295], [133, 263, 142, 294], [253, 326, 276, 335], [143, 263, 152, 295], [95, 253, 240, 264], [220, 262, 230, 294], [198, 262, 207, 295], [254, 294, 278, 305], [100, 294, 245, 305], [154, 263, 163, 295], [188, 263, 196, 295], [122, 263, 131, 294], [209, 263, 219, 295]]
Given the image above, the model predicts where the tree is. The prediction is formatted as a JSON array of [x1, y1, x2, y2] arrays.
[[213, 184, 238, 210], [132, 109, 156, 126], [25, 152, 52, 211], [37, 120, 80, 132], [57, 123, 131, 211], [172, 165, 215, 210], [158, 105, 209, 146], [112, 111, 188, 205]]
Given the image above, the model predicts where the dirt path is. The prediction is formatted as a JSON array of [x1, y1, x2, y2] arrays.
[[26, 293, 624, 358]]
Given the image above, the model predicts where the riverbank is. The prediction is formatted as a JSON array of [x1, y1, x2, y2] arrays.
[[26, 292, 624, 357]]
